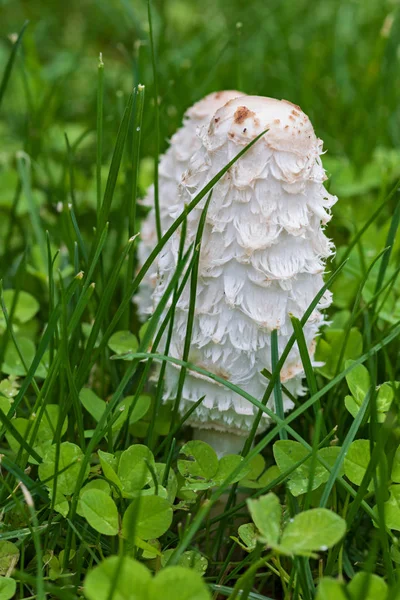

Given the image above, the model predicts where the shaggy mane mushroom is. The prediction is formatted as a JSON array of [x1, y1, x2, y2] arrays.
[[153, 95, 337, 457]]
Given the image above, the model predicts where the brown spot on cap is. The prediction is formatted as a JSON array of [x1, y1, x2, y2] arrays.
[[292, 109, 300, 117], [282, 99, 302, 112], [274, 119, 281, 124], [214, 117, 220, 123], [234, 106, 255, 124]]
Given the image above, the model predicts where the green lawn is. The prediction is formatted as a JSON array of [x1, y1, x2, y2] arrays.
[[0, 1, 400, 599]]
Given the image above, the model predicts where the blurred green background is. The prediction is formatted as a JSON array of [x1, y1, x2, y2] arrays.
[[1, 0, 400, 315], [1, 0, 400, 159]]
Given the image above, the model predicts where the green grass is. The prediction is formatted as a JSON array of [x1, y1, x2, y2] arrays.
[[0, 1, 400, 599]]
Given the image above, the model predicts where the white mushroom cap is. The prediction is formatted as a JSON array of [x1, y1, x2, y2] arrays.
[[135, 90, 246, 319], [153, 96, 337, 437]]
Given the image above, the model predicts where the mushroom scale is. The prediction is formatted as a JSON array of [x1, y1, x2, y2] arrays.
[[153, 95, 337, 447], [135, 90, 245, 319]]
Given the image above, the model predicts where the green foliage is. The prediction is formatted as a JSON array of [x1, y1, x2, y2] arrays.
[[0, 542, 19, 576], [344, 439, 374, 488], [118, 444, 155, 495], [0, 577, 16, 600], [0, 1, 399, 597], [161, 550, 208, 574], [315, 328, 363, 379], [178, 440, 249, 491], [178, 440, 219, 481], [1, 290, 39, 325], [84, 556, 151, 600], [232, 523, 257, 552], [80, 489, 119, 535], [39, 441, 90, 494], [84, 556, 211, 600], [122, 495, 173, 540], [108, 330, 139, 356], [380, 485, 400, 531], [344, 361, 396, 421], [316, 573, 389, 600], [246, 493, 346, 557], [273, 440, 342, 496]]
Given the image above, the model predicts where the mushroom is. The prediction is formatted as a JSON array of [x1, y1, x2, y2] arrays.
[[153, 96, 337, 457], [135, 90, 245, 319]]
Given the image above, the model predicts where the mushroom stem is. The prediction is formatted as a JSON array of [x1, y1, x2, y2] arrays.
[[192, 427, 246, 458]]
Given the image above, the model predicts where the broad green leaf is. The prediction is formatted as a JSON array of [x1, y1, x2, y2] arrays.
[[48, 554, 61, 581], [382, 485, 400, 530], [39, 442, 89, 495], [344, 439, 370, 487], [273, 440, 342, 496], [37, 405, 68, 441], [0, 397, 11, 416], [392, 445, 400, 483], [178, 441, 218, 481], [257, 465, 282, 488], [240, 454, 265, 486], [2, 289, 39, 323], [149, 464, 178, 504], [108, 330, 138, 355], [30, 405, 68, 463], [241, 462, 281, 489], [280, 508, 346, 555], [58, 549, 75, 566], [315, 577, 347, 600], [213, 454, 250, 485], [122, 495, 173, 540], [127, 394, 151, 424], [150, 566, 210, 600], [236, 523, 257, 552], [112, 394, 151, 432], [0, 376, 19, 399], [84, 556, 151, 600], [345, 360, 370, 402], [136, 537, 161, 559], [6, 410, 67, 464], [80, 489, 119, 536], [0, 577, 16, 600], [49, 489, 69, 517], [98, 450, 122, 490], [118, 445, 155, 495], [77, 479, 111, 516], [347, 572, 388, 600], [79, 388, 105, 422], [391, 543, 400, 564], [2, 337, 35, 376], [376, 382, 394, 417], [0, 541, 19, 575], [345, 374, 393, 422], [161, 549, 208, 575], [247, 493, 281, 547], [344, 395, 362, 420], [176, 472, 197, 502]]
